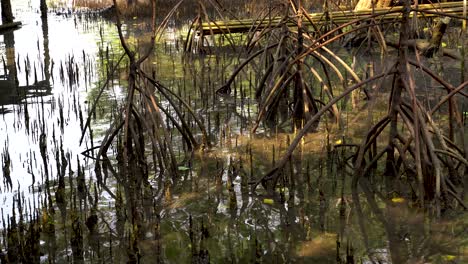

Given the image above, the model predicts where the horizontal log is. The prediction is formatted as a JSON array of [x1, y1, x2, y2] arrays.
[[0, 21, 22, 32], [196, 2, 468, 35]]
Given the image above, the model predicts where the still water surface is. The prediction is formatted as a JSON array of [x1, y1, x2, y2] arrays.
[[0, 0, 466, 263]]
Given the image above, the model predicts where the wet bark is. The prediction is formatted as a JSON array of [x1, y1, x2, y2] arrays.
[[1, 0, 14, 24], [422, 17, 450, 57], [293, 0, 305, 129], [385, 0, 410, 189], [292, 0, 319, 132], [384, 17, 454, 59]]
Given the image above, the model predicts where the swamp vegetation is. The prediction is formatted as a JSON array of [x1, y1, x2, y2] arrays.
[[0, 0, 467, 263]]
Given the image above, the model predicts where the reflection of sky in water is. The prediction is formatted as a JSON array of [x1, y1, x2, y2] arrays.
[[0, 1, 105, 220]]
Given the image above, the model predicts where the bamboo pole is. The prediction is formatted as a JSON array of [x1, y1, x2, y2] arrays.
[[0, 21, 21, 31], [197, 2, 468, 35]]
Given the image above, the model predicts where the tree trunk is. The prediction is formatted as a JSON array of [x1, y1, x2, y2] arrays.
[[40, 0, 48, 18], [422, 17, 450, 57], [1, 0, 14, 24]]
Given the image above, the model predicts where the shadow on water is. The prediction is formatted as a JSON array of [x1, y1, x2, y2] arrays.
[[0, 0, 466, 263], [0, 16, 51, 112]]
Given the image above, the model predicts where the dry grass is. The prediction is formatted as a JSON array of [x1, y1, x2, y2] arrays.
[[72, 0, 151, 13]]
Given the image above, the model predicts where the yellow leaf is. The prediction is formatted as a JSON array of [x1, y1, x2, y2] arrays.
[[42, 209, 48, 223], [335, 139, 342, 145], [263, 198, 274, 205], [391, 197, 405, 203], [442, 255, 456, 261], [276, 187, 288, 192], [441, 42, 447, 48]]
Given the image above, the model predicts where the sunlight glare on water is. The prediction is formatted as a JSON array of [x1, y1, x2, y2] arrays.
[[0, 0, 103, 219]]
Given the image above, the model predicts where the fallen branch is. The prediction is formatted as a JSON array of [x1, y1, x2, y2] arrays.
[[0, 21, 21, 32]]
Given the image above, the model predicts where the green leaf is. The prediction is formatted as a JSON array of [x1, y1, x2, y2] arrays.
[[178, 166, 190, 171]]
